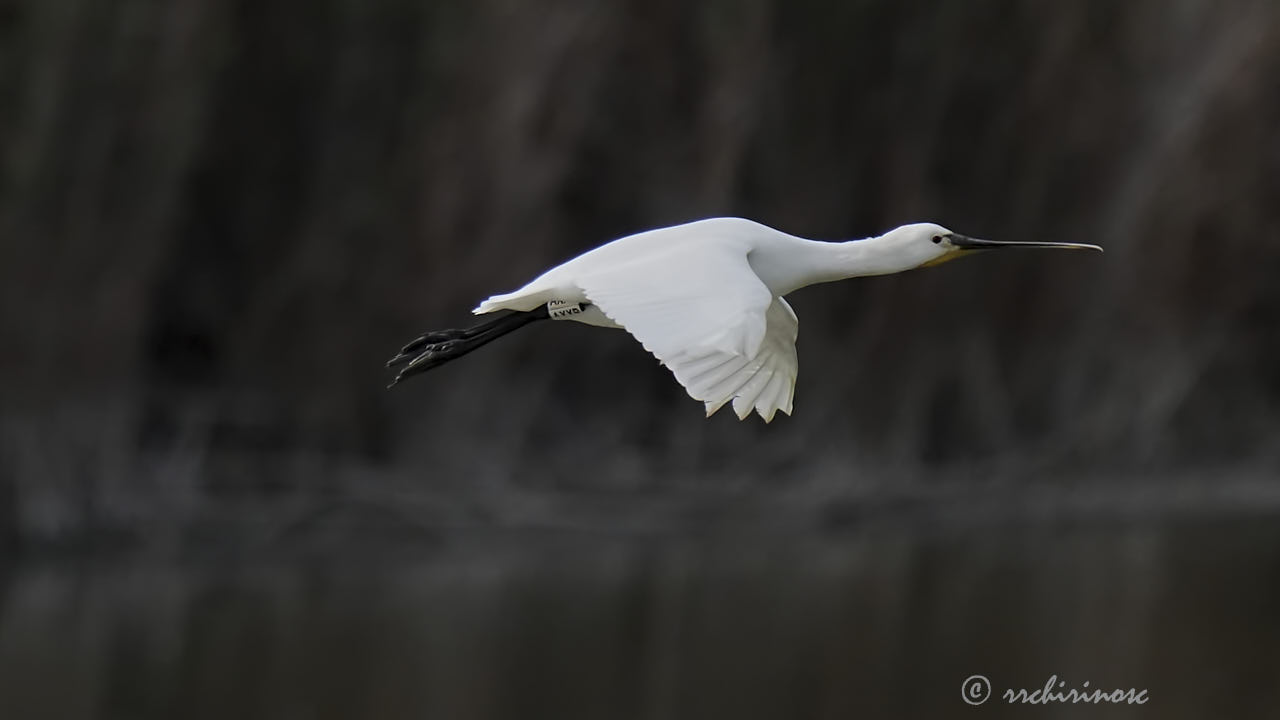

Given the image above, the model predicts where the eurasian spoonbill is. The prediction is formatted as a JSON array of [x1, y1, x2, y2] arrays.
[[387, 218, 1101, 421]]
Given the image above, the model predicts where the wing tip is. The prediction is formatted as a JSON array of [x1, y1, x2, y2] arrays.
[[705, 397, 731, 418]]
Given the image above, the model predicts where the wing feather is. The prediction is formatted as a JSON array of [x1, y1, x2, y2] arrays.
[[685, 355, 751, 398], [732, 367, 775, 420], [573, 242, 800, 421]]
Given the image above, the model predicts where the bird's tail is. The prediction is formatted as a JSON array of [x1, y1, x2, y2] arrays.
[[473, 288, 555, 315]]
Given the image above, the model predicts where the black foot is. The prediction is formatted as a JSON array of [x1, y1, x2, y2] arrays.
[[387, 328, 485, 367], [386, 308, 553, 388], [386, 339, 470, 387]]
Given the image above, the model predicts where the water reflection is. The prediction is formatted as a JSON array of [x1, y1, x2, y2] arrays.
[[1, 520, 1277, 719]]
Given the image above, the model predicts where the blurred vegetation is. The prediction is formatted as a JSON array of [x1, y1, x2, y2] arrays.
[[1, 0, 1278, 551]]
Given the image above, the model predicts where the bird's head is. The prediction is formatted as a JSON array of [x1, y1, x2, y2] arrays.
[[883, 222, 1103, 270]]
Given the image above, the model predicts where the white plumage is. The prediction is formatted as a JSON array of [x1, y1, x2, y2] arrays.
[[469, 217, 1100, 422]]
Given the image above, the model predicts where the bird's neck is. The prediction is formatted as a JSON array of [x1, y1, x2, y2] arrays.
[[798, 234, 918, 287], [751, 229, 922, 296]]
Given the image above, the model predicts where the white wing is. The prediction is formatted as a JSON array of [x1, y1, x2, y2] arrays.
[[573, 242, 798, 421], [666, 297, 797, 422]]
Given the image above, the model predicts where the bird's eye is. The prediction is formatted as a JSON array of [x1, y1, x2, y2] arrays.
[[931, 235, 943, 244]]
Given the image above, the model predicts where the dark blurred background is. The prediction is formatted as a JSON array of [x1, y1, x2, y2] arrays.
[[2, 0, 1279, 717]]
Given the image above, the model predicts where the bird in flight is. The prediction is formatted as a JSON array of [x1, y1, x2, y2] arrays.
[[388, 218, 1101, 421]]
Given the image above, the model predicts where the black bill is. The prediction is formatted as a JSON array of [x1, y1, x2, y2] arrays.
[[948, 234, 1103, 252]]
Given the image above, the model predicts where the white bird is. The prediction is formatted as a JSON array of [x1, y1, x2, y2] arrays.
[[388, 218, 1101, 421]]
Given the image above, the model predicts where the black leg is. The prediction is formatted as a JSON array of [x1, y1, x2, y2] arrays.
[[386, 306, 551, 387]]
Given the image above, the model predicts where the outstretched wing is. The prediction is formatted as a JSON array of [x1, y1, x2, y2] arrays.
[[668, 297, 798, 421], [573, 242, 798, 421]]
